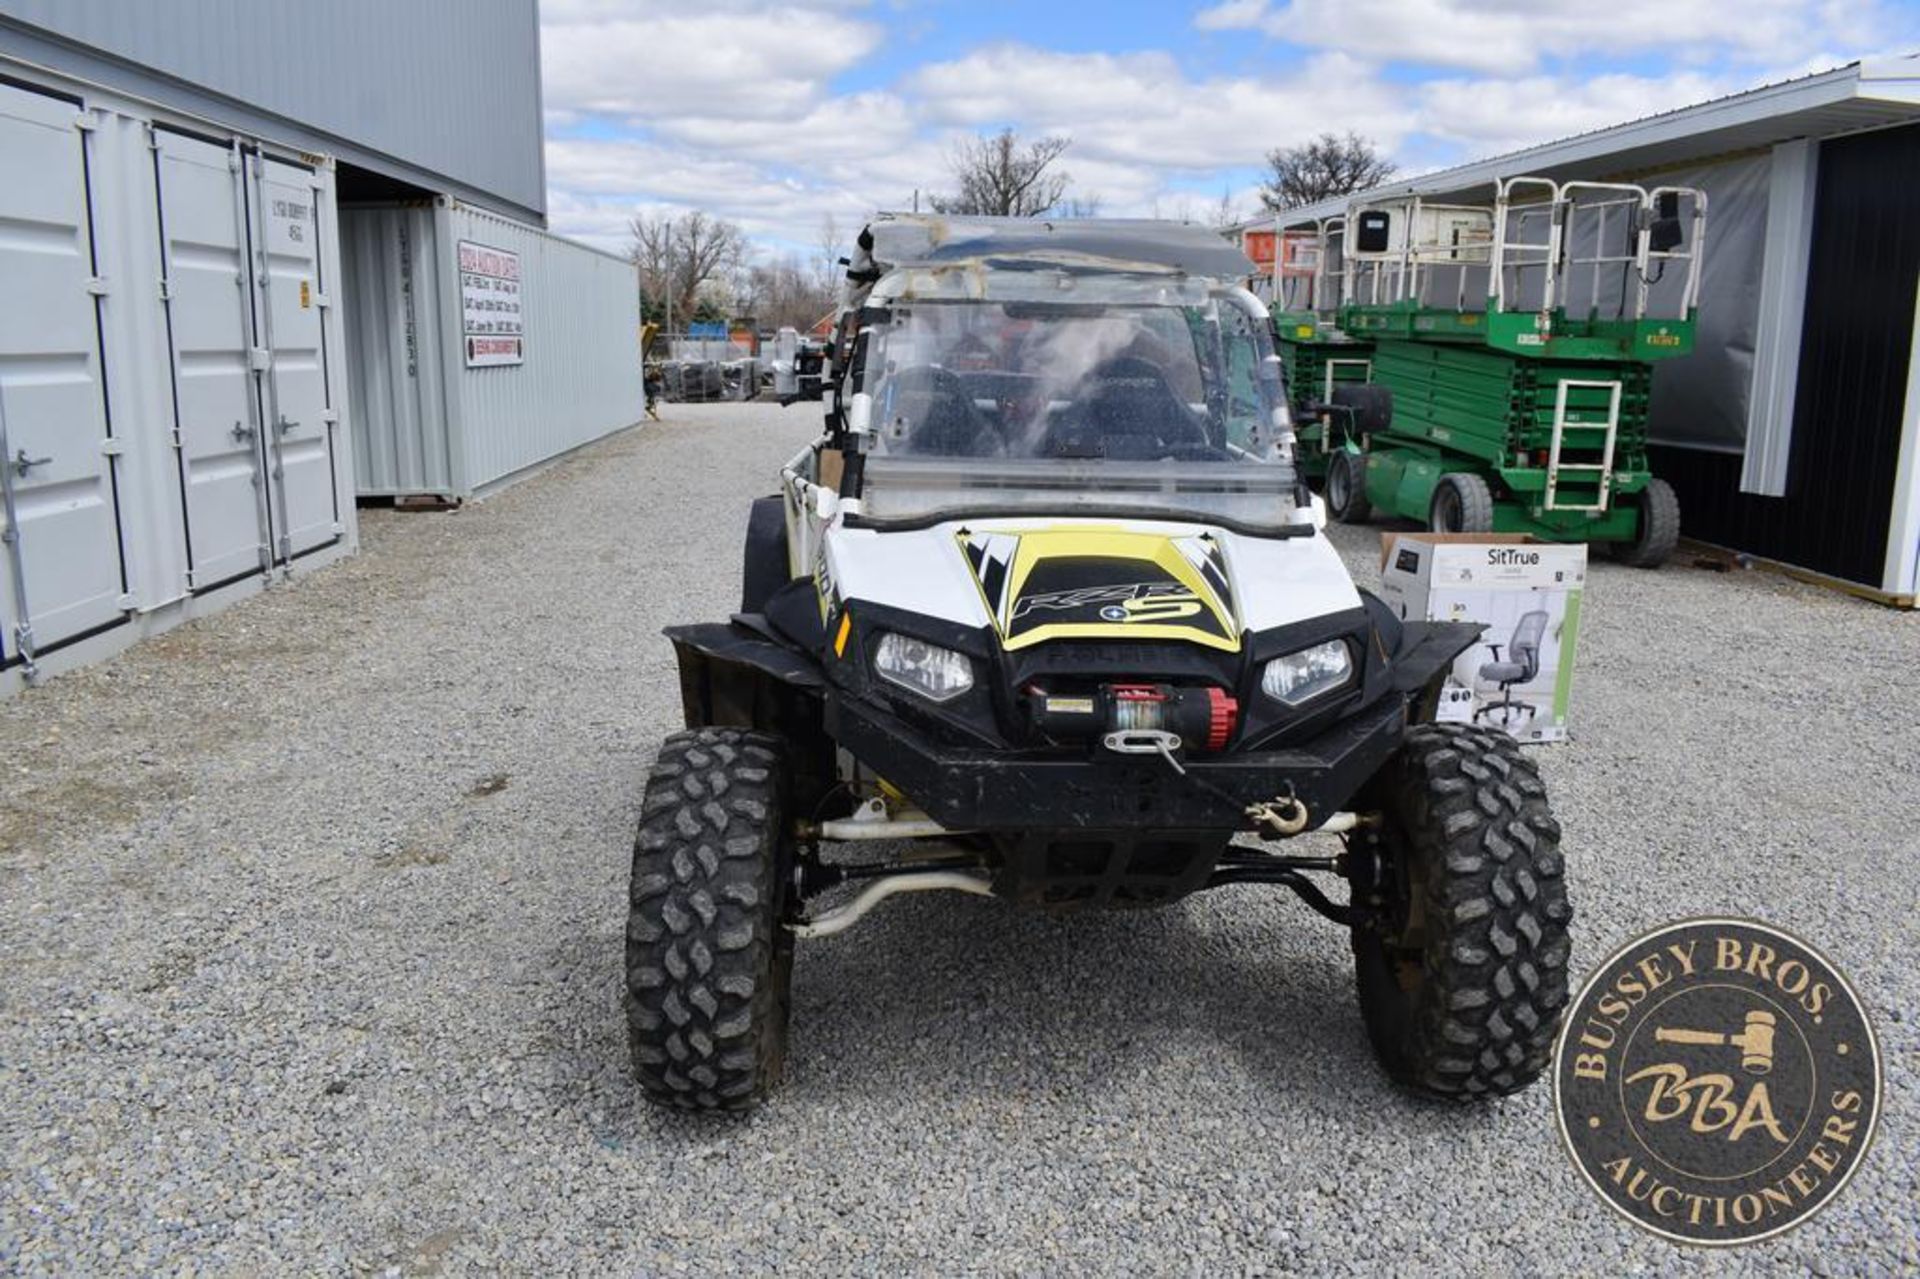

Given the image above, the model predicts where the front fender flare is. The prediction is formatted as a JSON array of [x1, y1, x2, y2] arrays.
[[665, 622, 824, 730], [1390, 620, 1483, 694]]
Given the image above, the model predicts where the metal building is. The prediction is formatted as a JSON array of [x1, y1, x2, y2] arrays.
[[0, 2, 642, 692], [1262, 58, 1920, 604], [341, 202, 646, 500]]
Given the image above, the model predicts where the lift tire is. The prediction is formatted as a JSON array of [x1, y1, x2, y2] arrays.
[[1351, 723, 1572, 1099], [1331, 382, 1393, 437], [626, 727, 794, 1111], [1327, 451, 1372, 524], [1610, 477, 1680, 569], [1429, 473, 1495, 534], [740, 495, 792, 614]]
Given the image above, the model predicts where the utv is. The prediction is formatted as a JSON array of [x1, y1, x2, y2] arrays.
[[629, 216, 1571, 1111]]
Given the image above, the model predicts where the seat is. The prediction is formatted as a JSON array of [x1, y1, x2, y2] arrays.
[[1043, 355, 1213, 459], [883, 365, 1002, 457], [1474, 609, 1549, 729]]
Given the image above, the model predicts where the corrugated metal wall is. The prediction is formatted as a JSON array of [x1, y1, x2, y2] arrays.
[[340, 206, 453, 496], [443, 203, 645, 495], [340, 200, 644, 499], [1653, 122, 1920, 588], [0, 0, 544, 220]]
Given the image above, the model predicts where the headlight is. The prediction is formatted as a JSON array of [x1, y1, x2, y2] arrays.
[[873, 632, 974, 702], [1260, 640, 1353, 705]]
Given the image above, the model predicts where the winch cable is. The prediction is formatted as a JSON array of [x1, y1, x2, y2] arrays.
[[1143, 736, 1312, 838]]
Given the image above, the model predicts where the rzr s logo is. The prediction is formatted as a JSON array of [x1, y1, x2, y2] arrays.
[[1106, 594, 1203, 623], [1012, 582, 1201, 623]]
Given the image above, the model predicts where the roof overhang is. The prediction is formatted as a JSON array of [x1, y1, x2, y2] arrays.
[[1275, 56, 1920, 228]]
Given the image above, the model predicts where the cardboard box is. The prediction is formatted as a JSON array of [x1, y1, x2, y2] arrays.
[[1377, 534, 1587, 743]]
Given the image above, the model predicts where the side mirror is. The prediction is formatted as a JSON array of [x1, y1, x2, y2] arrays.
[[1648, 192, 1684, 254]]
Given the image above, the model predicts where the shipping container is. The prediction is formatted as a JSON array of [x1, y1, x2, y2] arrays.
[[0, 63, 356, 694], [340, 200, 644, 500]]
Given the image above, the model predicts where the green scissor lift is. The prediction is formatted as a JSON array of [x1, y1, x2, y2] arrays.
[[1267, 220, 1377, 484], [1281, 177, 1706, 567]]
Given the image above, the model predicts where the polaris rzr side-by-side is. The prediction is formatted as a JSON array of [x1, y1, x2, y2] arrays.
[[628, 216, 1571, 1111]]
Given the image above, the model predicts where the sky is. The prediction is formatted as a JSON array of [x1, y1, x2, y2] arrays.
[[538, 0, 1920, 258]]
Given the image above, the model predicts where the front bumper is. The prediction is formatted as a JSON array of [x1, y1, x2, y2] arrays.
[[825, 689, 1407, 832]]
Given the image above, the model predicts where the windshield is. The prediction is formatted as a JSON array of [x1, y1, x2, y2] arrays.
[[854, 290, 1301, 528]]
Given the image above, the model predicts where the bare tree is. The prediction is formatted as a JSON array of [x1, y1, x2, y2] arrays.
[[628, 212, 676, 324], [933, 129, 1074, 217], [1258, 132, 1396, 212], [814, 214, 844, 298], [627, 210, 748, 326], [742, 251, 837, 332], [1210, 185, 1243, 233]]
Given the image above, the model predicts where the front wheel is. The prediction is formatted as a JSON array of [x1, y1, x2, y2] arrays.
[[1327, 450, 1372, 524], [1609, 477, 1680, 569], [626, 728, 794, 1111], [1351, 724, 1572, 1098], [1429, 472, 1495, 534]]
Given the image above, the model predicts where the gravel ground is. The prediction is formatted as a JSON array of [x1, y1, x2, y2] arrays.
[[2, 400, 1915, 1275]]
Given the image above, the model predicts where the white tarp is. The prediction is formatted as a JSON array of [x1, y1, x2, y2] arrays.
[[1643, 153, 1771, 452]]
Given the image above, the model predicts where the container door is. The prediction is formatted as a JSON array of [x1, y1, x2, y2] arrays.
[[0, 81, 126, 663], [246, 151, 339, 561], [153, 129, 271, 590]]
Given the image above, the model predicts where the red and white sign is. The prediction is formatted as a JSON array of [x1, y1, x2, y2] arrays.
[[1242, 228, 1277, 273], [459, 239, 523, 367]]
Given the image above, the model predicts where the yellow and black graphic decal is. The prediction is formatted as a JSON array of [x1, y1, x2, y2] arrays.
[[958, 527, 1239, 651]]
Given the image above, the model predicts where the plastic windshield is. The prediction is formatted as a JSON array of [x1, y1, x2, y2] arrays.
[[853, 278, 1300, 529]]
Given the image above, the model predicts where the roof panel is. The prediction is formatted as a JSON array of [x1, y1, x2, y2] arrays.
[[868, 214, 1254, 280]]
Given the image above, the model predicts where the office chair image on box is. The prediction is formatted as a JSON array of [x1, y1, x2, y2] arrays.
[[1474, 610, 1549, 730]]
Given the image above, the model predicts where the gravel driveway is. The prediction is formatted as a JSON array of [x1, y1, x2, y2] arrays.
[[2, 402, 1915, 1275]]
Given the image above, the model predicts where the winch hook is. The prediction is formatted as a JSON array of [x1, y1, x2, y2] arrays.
[[1248, 785, 1311, 837]]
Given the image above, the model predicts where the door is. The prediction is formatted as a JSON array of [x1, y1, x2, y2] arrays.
[[0, 81, 127, 664], [246, 151, 339, 560], [154, 128, 271, 590]]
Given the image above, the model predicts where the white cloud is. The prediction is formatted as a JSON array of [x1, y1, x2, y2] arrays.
[[1414, 69, 1737, 156], [651, 91, 919, 163], [544, 134, 908, 248], [541, 4, 881, 121], [1195, 0, 1895, 74], [534, 1, 1914, 255], [909, 46, 1407, 171]]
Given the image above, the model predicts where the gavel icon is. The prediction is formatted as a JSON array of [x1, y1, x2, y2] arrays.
[[1654, 1009, 1777, 1075]]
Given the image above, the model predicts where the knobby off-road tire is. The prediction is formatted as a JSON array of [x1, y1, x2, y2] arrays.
[[1352, 723, 1572, 1098], [1327, 450, 1372, 524], [1609, 477, 1680, 569], [626, 728, 794, 1111]]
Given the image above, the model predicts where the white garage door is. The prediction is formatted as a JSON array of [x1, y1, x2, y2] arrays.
[[154, 127, 271, 590], [154, 135, 342, 585], [247, 152, 340, 560], [0, 81, 127, 664]]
